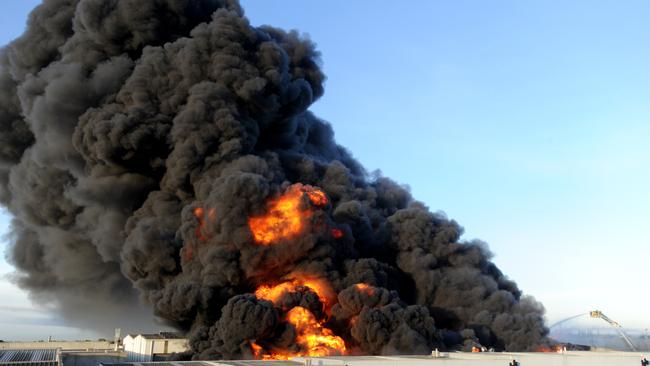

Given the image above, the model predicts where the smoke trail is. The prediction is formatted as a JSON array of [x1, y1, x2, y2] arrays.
[[0, 0, 548, 357]]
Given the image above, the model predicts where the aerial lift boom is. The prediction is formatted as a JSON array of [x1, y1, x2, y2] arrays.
[[590, 310, 637, 351]]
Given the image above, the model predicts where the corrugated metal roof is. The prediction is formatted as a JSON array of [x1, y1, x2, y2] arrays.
[[100, 363, 215, 366], [98, 353, 650, 366], [0, 349, 59, 366], [0, 349, 57, 363], [138, 333, 184, 340], [100, 361, 300, 366]]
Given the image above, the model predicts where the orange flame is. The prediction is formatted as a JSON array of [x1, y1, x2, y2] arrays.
[[287, 306, 347, 356], [250, 307, 347, 360], [255, 275, 335, 312], [306, 189, 328, 207], [535, 344, 563, 353], [252, 273, 346, 360], [248, 184, 329, 245], [183, 206, 216, 261], [194, 206, 216, 242], [250, 342, 265, 359], [354, 283, 375, 296]]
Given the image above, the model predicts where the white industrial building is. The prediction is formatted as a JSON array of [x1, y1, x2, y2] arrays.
[[122, 332, 188, 362]]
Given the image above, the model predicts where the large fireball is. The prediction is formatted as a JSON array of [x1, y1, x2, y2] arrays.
[[248, 184, 328, 245]]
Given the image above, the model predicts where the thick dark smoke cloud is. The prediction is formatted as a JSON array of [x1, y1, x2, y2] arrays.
[[1, 0, 548, 356]]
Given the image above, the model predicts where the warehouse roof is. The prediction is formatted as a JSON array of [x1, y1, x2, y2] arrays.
[[101, 361, 299, 366], [125, 332, 184, 340], [0, 348, 59, 366], [100, 352, 650, 366]]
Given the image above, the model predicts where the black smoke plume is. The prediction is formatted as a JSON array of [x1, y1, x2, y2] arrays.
[[0, 0, 548, 357]]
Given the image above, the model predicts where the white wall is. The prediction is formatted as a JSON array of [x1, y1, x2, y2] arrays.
[[123, 335, 149, 362], [123, 335, 188, 362]]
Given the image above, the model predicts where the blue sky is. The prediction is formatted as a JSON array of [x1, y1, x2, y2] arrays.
[[1, 0, 649, 340]]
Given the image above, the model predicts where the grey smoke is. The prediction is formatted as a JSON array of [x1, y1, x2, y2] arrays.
[[0, 0, 548, 357]]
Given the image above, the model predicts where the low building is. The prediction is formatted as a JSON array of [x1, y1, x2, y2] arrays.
[[123, 332, 187, 362], [0, 341, 113, 351], [61, 350, 124, 366], [101, 352, 650, 366], [0, 343, 124, 366], [0, 348, 60, 366]]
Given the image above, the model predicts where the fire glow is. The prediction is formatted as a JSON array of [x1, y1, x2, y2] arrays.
[[246, 185, 349, 359], [252, 276, 347, 359], [194, 206, 216, 242], [251, 306, 347, 360], [330, 228, 344, 239], [255, 276, 335, 312], [354, 283, 375, 296], [535, 345, 564, 353], [248, 184, 328, 245], [286, 306, 347, 356], [183, 206, 217, 261]]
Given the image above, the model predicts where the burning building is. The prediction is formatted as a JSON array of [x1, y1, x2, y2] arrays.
[[0, 0, 548, 360]]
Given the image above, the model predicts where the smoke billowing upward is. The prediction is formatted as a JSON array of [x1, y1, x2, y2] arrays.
[[0, 0, 548, 358]]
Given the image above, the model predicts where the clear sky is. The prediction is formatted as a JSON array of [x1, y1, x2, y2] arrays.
[[1, 0, 649, 341]]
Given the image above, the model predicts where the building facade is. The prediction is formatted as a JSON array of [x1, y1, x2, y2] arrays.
[[123, 333, 187, 362]]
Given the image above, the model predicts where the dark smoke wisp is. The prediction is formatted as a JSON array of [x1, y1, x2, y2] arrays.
[[0, 0, 548, 358]]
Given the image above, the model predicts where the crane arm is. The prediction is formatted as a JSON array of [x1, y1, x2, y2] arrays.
[[590, 310, 637, 351], [590, 310, 621, 327]]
